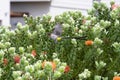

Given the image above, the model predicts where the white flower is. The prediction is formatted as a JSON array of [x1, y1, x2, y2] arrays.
[[61, 62, 67, 66], [81, 25, 88, 31], [95, 61, 106, 70], [27, 45, 33, 52], [0, 68, 3, 77], [8, 47, 16, 53], [79, 69, 91, 80], [58, 66, 65, 73], [97, 48, 103, 55], [15, 77, 22, 80], [94, 75, 102, 80], [94, 37, 103, 46], [19, 47, 25, 53], [53, 58, 60, 65], [53, 71, 62, 79], [4, 42, 11, 48], [114, 19, 119, 27], [17, 22, 22, 30], [34, 62, 42, 70], [92, 24, 103, 37], [0, 50, 5, 59], [112, 42, 120, 52], [52, 53, 58, 58], [0, 42, 5, 49], [12, 71, 22, 79], [71, 39, 77, 46], [23, 72, 31, 79], [25, 65, 35, 73], [35, 70, 45, 78], [44, 62, 52, 71]]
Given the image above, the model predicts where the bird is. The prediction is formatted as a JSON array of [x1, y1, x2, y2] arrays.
[[50, 23, 87, 42], [50, 23, 62, 42]]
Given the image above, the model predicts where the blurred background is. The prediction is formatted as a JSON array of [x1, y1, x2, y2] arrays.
[[0, 0, 120, 28]]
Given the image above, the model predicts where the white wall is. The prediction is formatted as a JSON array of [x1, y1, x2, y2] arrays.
[[0, 0, 10, 26], [50, 0, 93, 17]]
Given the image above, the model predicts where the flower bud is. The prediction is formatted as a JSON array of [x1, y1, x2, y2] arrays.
[[15, 77, 22, 80], [34, 62, 41, 70], [38, 27, 45, 35], [85, 40, 93, 46], [32, 31, 37, 37], [12, 71, 22, 79], [79, 69, 91, 79], [4, 42, 11, 48], [17, 22, 22, 30], [36, 70, 45, 78], [78, 30, 83, 34], [64, 65, 70, 73], [53, 71, 62, 79], [112, 42, 120, 49], [44, 62, 52, 71], [97, 48, 103, 55], [95, 61, 106, 69], [52, 53, 58, 58], [31, 50, 37, 57], [8, 47, 16, 54], [94, 38, 103, 46], [71, 39, 77, 46], [58, 66, 65, 73], [81, 25, 88, 31], [0, 42, 5, 49], [53, 58, 60, 65], [14, 55, 20, 64], [0, 50, 5, 59], [62, 23, 70, 30], [23, 14, 28, 18], [3, 58, 8, 65], [27, 31, 32, 39], [113, 76, 120, 80], [19, 47, 25, 53], [23, 25, 29, 31], [23, 72, 31, 79], [36, 24, 43, 30], [27, 45, 33, 52], [21, 57, 29, 66], [94, 75, 102, 80], [61, 63, 67, 66], [114, 19, 119, 27], [0, 68, 2, 77], [93, 1, 99, 9], [10, 30, 15, 36], [110, 0, 115, 6], [25, 65, 35, 73]]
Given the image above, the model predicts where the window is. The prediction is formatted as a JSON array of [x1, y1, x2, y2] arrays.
[[10, 0, 51, 2]]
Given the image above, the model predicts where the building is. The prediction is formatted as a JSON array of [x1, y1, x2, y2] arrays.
[[0, 0, 120, 27], [0, 0, 10, 26]]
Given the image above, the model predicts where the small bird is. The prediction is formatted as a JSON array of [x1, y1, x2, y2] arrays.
[[50, 23, 87, 42], [50, 23, 62, 42]]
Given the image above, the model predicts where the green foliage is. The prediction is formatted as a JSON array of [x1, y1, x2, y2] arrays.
[[0, 1, 120, 80]]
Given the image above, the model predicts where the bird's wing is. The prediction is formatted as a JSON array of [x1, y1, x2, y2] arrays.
[[50, 33, 58, 41], [53, 23, 62, 36]]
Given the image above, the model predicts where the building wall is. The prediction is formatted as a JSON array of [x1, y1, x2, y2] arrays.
[[50, 0, 93, 16], [0, 0, 10, 26], [11, 2, 50, 27]]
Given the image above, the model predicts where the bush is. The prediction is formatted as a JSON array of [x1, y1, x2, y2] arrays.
[[0, 1, 120, 80]]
